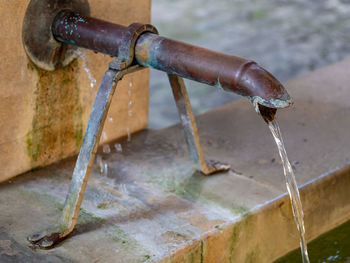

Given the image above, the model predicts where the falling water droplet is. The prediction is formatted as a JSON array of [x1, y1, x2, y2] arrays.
[[108, 117, 113, 123], [103, 162, 108, 177], [102, 144, 111, 154], [126, 127, 131, 142], [114, 143, 123, 152], [75, 49, 96, 88], [102, 131, 108, 142], [96, 155, 104, 174], [128, 110, 133, 117]]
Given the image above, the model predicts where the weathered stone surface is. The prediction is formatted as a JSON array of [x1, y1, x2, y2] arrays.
[[0, 0, 151, 182], [1, 59, 350, 262]]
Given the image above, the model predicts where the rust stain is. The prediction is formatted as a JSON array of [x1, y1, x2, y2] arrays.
[[178, 209, 225, 232], [26, 59, 83, 165]]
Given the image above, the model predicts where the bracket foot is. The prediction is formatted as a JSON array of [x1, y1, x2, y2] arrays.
[[28, 225, 66, 249], [168, 74, 231, 175]]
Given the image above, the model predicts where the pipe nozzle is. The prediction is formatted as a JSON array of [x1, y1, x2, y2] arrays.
[[236, 62, 292, 109], [135, 33, 292, 110]]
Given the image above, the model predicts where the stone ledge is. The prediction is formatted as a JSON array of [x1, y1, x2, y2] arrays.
[[1, 59, 350, 262]]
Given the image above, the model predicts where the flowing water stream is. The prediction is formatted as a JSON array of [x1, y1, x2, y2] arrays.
[[258, 104, 309, 263], [269, 119, 309, 263]]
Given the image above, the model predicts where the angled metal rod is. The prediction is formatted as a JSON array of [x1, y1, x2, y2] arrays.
[[28, 64, 143, 248], [168, 74, 230, 175]]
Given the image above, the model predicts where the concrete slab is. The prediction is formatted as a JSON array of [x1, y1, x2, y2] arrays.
[[1, 59, 350, 262]]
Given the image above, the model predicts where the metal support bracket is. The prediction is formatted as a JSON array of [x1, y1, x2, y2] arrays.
[[28, 61, 144, 248], [27, 27, 229, 249], [28, 69, 230, 249], [168, 74, 230, 175]]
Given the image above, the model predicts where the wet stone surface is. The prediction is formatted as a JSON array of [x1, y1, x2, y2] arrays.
[[1, 57, 350, 261], [0, 231, 68, 263], [149, 0, 350, 128]]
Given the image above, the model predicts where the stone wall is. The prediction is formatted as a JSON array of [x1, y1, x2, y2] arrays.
[[0, 0, 151, 182]]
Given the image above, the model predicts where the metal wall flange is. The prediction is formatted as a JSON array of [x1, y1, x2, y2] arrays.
[[51, 10, 158, 71], [22, 0, 90, 71]]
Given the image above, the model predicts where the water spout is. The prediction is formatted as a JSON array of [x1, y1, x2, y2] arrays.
[[51, 11, 292, 116], [25, 8, 294, 249], [134, 33, 292, 112]]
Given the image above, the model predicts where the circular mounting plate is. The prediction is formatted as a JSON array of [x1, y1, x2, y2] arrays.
[[22, 0, 90, 71]]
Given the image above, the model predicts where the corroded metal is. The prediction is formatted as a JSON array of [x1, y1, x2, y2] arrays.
[[135, 33, 292, 110], [51, 11, 291, 110], [52, 10, 158, 70], [28, 62, 144, 248], [169, 74, 230, 175], [22, 0, 90, 71]]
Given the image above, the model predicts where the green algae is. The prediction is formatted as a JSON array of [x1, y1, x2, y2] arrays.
[[26, 60, 83, 164], [97, 200, 117, 210], [244, 249, 260, 263], [108, 226, 132, 244], [77, 208, 104, 225], [18, 188, 63, 210], [18, 189, 103, 225], [251, 10, 266, 20], [230, 223, 240, 257], [146, 171, 248, 216], [107, 226, 153, 262]]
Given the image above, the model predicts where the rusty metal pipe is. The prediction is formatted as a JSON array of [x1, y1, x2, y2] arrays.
[[52, 10, 130, 56], [135, 33, 291, 109], [52, 10, 291, 109]]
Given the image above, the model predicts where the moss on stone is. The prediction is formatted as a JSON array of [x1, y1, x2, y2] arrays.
[[251, 10, 266, 20], [26, 60, 83, 164], [77, 208, 104, 225], [17, 188, 63, 210], [146, 171, 248, 216], [18, 189, 103, 226], [97, 200, 116, 210], [107, 226, 152, 262]]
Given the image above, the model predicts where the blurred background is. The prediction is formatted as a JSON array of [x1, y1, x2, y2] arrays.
[[149, 0, 350, 129]]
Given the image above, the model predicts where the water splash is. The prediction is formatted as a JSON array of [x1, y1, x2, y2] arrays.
[[96, 155, 104, 173], [96, 154, 108, 177], [126, 79, 133, 142], [75, 49, 96, 88], [268, 119, 310, 263], [114, 143, 123, 152]]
